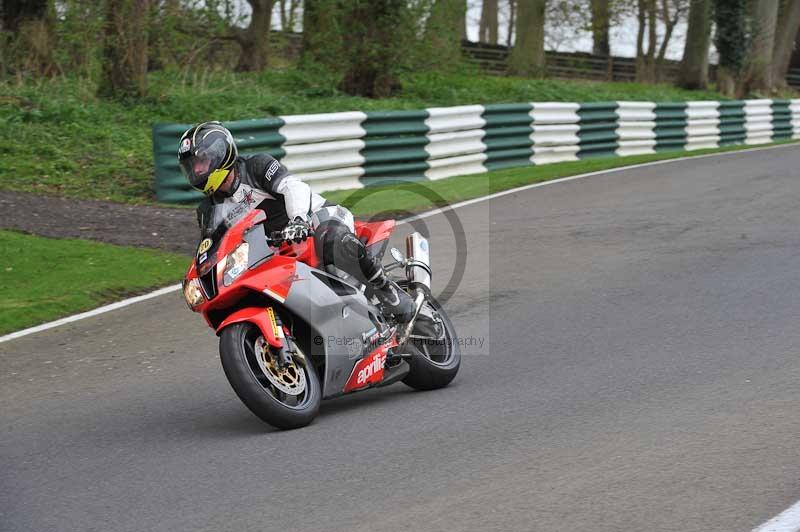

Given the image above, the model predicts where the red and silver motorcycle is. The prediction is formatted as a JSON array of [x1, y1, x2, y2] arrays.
[[182, 203, 460, 429]]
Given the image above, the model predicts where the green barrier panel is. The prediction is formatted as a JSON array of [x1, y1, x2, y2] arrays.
[[482, 103, 534, 171], [577, 102, 619, 158], [654, 102, 687, 152], [718, 100, 746, 146], [771, 100, 793, 141], [361, 110, 430, 185]]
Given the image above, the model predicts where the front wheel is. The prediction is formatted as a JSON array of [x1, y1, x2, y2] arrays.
[[219, 322, 321, 429], [402, 294, 461, 391]]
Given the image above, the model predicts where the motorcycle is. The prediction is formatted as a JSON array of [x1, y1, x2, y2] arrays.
[[182, 203, 460, 429]]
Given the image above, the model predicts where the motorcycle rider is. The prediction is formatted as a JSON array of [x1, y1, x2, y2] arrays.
[[178, 121, 414, 322]]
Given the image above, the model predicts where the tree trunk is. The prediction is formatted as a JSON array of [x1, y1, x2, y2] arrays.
[[287, 0, 299, 31], [479, 0, 499, 44], [678, 0, 711, 89], [508, 0, 546, 77], [741, 0, 779, 94], [235, 0, 275, 72], [98, 0, 150, 99], [339, 0, 407, 97], [506, 0, 516, 47], [654, 0, 683, 82], [645, 0, 657, 81], [279, 0, 287, 30], [636, 0, 657, 82], [771, 0, 800, 89], [713, 0, 747, 97], [590, 0, 610, 56]]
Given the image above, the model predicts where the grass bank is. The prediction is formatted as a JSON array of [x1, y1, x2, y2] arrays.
[[0, 230, 188, 335], [0, 69, 732, 203]]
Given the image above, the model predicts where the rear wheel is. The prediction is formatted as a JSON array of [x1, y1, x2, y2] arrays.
[[402, 294, 461, 391], [219, 322, 321, 429]]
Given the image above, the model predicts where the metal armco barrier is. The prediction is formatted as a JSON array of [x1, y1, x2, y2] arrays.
[[153, 98, 800, 204]]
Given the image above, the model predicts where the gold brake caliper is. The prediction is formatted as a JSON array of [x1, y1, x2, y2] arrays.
[[254, 336, 307, 396]]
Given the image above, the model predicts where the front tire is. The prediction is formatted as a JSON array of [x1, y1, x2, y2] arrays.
[[219, 322, 321, 430], [402, 295, 461, 391]]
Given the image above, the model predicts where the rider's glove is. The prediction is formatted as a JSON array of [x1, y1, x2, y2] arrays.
[[282, 217, 311, 243]]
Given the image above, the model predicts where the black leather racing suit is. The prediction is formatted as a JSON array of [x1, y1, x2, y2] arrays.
[[195, 153, 385, 286]]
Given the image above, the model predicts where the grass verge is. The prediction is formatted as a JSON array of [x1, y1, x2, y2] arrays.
[[325, 142, 800, 219], [0, 230, 189, 335]]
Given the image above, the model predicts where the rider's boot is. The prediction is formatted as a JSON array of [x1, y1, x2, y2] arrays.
[[362, 256, 415, 323], [339, 230, 416, 322]]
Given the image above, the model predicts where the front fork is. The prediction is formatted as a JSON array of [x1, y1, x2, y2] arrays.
[[268, 308, 303, 368]]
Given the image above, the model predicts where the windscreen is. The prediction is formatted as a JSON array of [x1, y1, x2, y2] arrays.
[[199, 201, 251, 239], [195, 201, 252, 274]]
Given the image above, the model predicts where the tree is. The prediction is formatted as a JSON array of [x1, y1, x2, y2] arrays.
[[302, 0, 340, 66], [278, 0, 300, 32], [98, 0, 150, 99], [339, 0, 410, 97], [423, 0, 467, 65], [508, 0, 546, 77], [506, 0, 516, 47], [771, 0, 800, 89], [713, 0, 747, 96], [636, 0, 687, 83], [479, 0, 499, 44], [1, 0, 47, 32], [741, 0, 779, 94], [1, 0, 58, 76], [231, 0, 276, 71], [590, 0, 610, 56], [678, 0, 711, 89]]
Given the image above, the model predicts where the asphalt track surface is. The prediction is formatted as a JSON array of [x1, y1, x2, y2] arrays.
[[3, 146, 800, 532]]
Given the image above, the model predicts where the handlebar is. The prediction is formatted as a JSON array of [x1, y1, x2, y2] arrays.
[[267, 229, 315, 247]]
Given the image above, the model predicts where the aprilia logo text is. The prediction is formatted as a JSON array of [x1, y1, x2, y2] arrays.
[[357, 352, 386, 385]]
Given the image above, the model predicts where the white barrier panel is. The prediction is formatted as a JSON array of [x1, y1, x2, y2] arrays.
[[616, 101, 656, 156], [686, 101, 720, 151], [279, 111, 367, 146], [296, 166, 366, 192], [530, 124, 580, 164], [425, 105, 486, 134], [792, 99, 800, 139], [744, 99, 774, 145], [530, 103, 581, 164], [425, 152, 488, 180], [282, 139, 366, 173], [425, 129, 487, 160], [530, 102, 581, 124]]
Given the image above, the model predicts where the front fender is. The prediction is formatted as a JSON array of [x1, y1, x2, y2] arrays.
[[216, 306, 283, 348]]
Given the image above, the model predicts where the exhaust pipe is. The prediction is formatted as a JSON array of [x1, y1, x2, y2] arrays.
[[405, 232, 431, 289]]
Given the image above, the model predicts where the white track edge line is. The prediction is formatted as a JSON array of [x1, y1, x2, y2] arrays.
[[0, 284, 181, 344], [752, 500, 800, 532], [2, 142, 796, 343]]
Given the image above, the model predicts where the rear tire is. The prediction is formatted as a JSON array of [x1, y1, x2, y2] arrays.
[[220, 322, 321, 430], [402, 295, 461, 391]]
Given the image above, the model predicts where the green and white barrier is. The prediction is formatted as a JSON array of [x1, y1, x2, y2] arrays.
[[152, 98, 800, 204]]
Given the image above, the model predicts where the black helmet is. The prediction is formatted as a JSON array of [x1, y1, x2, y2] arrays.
[[178, 122, 238, 195]]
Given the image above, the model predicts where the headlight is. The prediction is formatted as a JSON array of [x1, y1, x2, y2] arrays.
[[223, 242, 249, 286], [183, 278, 204, 307]]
